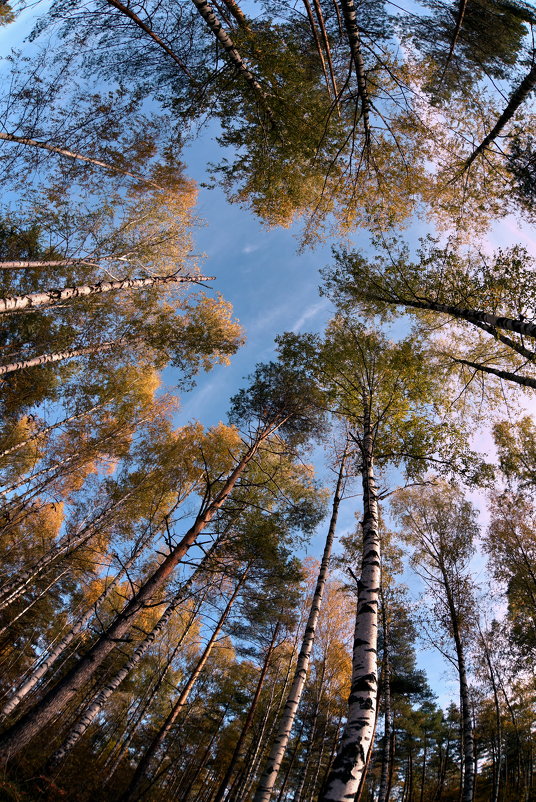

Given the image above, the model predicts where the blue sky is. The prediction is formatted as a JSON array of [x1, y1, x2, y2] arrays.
[[3, 1, 536, 710]]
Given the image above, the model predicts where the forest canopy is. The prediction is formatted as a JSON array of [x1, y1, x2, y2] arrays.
[[0, 0, 534, 800]]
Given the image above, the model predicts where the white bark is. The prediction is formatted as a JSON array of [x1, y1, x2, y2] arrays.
[[0, 132, 162, 187], [0, 543, 145, 719], [0, 342, 116, 376], [0, 489, 138, 612], [0, 273, 212, 315], [320, 427, 380, 801]]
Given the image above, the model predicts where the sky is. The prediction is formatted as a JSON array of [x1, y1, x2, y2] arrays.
[[3, 0, 536, 710]]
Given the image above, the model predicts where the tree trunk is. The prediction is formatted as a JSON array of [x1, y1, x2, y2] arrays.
[[377, 589, 392, 802], [253, 449, 347, 802], [369, 292, 536, 342], [339, 0, 371, 144], [320, 420, 380, 801], [105, 0, 193, 77], [213, 621, 281, 802], [452, 357, 536, 390], [0, 260, 99, 269], [121, 569, 247, 801], [0, 533, 149, 720], [190, 0, 276, 126], [0, 341, 117, 376], [222, 0, 251, 29], [438, 0, 468, 83], [0, 273, 212, 315], [442, 569, 474, 802], [0, 432, 265, 763], [464, 62, 536, 170], [0, 487, 139, 613], [0, 132, 163, 187]]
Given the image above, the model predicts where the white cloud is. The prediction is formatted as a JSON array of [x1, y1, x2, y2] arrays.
[[291, 300, 328, 333]]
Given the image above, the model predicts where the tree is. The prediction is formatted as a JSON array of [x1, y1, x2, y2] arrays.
[[391, 483, 480, 802], [253, 444, 348, 802], [324, 240, 536, 391]]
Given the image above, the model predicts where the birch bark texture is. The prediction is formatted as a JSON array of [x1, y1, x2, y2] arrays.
[[0, 273, 212, 314], [320, 423, 380, 800], [253, 448, 347, 802]]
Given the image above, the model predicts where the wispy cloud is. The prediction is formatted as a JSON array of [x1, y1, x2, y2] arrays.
[[242, 243, 261, 255], [291, 300, 328, 333]]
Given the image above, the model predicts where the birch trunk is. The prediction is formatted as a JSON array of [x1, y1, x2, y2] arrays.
[[369, 293, 536, 341], [438, 0, 468, 83], [121, 570, 247, 801], [190, 0, 276, 126], [213, 621, 281, 802], [339, 0, 371, 143], [452, 357, 536, 389], [442, 571, 474, 802], [0, 273, 212, 315], [0, 434, 264, 762], [103, 597, 210, 786], [0, 260, 99, 270], [377, 589, 392, 802], [105, 0, 193, 76], [319, 424, 380, 801], [0, 132, 162, 187], [253, 450, 347, 802], [465, 62, 536, 169], [0, 341, 117, 376], [48, 575, 205, 768]]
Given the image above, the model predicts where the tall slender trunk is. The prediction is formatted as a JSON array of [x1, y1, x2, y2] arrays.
[[0, 260, 99, 269], [442, 570, 474, 802], [481, 634, 502, 802], [0, 401, 107, 462], [222, 0, 250, 29], [438, 0, 468, 84], [190, 0, 276, 126], [105, 0, 193, 76], [368, 292, 536, 342], [48, 576, 206, 769], [320, 420, 380, 801], [339, 0, 371, 144], [103, 625, 201, 786], [377, 588, 392, 802], [213, 621, 281, 802], [0, 132, 163, 187], [464, 61, 536, 170], [302, 0, 331, 98], [121, 569, 247, 801], [253, 450, 347, 802], [311, 0, 339, 102], [0, 273, 211, 315], [0, 432, 265, 763], [0, 341, 117, 376]]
